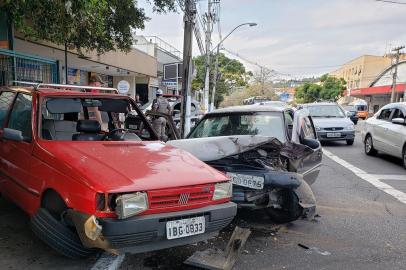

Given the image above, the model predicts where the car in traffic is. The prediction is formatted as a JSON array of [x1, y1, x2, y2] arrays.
[[361, 102, 406, 169], [168, 105, 322, 223], [354, 101, 368, 119], [0, 83, 236, 258], [342, 105, 359, 125], [301, 102, 355, 145]]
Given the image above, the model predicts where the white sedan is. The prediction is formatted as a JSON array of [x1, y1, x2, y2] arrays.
[[361, 102, 406, 169]]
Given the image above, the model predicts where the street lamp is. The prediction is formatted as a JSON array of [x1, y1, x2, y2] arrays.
[[209, 22, 257, 111], [210, 22, 257, 53]]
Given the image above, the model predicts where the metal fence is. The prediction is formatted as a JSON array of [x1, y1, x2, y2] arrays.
[[0, 48, 58, 86]]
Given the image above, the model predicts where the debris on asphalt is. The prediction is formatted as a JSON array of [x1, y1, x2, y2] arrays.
[[298, 243, 310, 250], [298, 244, 331, 256], [184, 226, 251, 270]]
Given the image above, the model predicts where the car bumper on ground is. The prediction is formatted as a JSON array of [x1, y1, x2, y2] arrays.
[[69, 202, 237, 254], [316, 130, 355, 141], [228, 171, 317, 219]]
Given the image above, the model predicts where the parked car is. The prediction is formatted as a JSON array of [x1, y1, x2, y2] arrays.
[[0, 84, 236, 258], [361, 102, 406, 169], [168, 105, 322, 223], [302, 102, 355, 145], [342, 105, 359, 125]]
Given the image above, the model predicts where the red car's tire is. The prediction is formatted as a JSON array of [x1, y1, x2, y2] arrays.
[[31, 208, 96, 258]]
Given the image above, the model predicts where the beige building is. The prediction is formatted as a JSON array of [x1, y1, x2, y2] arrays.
[[329, 54, 406, 90]]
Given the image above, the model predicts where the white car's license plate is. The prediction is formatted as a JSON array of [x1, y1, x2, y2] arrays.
[[327, 132, 341, 138], [166, 216, 205, 240], [227, 173, 264, 190]]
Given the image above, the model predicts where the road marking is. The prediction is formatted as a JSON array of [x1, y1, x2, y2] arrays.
[[90, 253, 125, 270], [374, 175, 406, 181], [323, 149, 406, 205]]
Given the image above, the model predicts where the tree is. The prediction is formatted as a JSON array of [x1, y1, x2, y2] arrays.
[[220, 81, 278, 108], [1, 0, 176, 54], [192, 53, 251, 106], [295, 75, 346, 103]]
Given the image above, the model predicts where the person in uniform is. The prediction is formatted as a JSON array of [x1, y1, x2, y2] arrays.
[[152, 89, 171, 140]]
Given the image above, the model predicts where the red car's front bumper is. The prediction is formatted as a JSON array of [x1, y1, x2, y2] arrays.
[[70, 202, 237, 254]]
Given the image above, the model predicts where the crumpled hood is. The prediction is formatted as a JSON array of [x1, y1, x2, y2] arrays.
[[312, 117, 353, 128], [35, 141, 226, 193], [167, 135, 283, 162]]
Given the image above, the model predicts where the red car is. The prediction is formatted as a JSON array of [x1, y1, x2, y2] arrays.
[[0, 83, 236, 258]]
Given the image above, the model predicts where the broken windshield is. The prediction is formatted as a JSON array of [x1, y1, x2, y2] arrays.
[[188, 112, 286, 142]]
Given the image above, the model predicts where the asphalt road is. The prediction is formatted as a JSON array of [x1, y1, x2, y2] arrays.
[[1, 125, 406, 269]]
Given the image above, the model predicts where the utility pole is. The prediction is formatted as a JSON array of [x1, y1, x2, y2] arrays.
[[390, 45, 404, 103], [64, 42, 68, 84], [210, 43, 220, 111], [180, 0, 195, 137], [203, 0, 213, 113]]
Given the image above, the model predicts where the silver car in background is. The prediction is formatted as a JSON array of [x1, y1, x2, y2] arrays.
[[302, 102, 355, 145], [361, 102, 406, 169]]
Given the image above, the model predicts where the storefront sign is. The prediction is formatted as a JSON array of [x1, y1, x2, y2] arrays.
[[67, 68, 80, 85], [117, 80, 130, 94]]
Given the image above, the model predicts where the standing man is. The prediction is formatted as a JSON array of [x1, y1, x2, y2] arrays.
[[135, 94, 143, 107], [152, 89, 171, 140]]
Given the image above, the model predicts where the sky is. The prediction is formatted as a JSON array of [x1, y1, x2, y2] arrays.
[[137, 0, 406, 78]]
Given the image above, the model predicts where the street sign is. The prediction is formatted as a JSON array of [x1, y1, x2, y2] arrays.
[[117, 80, 130, 94]]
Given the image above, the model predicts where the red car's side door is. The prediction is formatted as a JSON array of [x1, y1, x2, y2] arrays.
[[0, 92, 39, 212]]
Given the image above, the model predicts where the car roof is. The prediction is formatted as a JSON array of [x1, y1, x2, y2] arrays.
[[1, 86, 126, 98], [302, 102, 339, 106], [208, 104, 286, 114], [381, 102, 406, 109]]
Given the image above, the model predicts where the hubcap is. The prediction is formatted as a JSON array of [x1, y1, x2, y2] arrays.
[[365, 137, 372, 152]]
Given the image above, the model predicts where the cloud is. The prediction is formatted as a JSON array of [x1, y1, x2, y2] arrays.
[[137, 0, 406, 77]]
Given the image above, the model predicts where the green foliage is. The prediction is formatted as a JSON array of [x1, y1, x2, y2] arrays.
[[192, 53, 251, 106], [1, 0, 176, 54], [295, 74, 346, 103], [220, 82, 278, 108]]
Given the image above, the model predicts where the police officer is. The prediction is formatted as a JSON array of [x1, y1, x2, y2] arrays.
[[152, 89, 171, 140]]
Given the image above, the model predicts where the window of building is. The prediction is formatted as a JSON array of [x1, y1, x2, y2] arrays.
[[0, 10, 10, 49]]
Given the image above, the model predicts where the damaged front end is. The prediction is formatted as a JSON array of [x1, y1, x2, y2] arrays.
[[168, 136, 318, 221]]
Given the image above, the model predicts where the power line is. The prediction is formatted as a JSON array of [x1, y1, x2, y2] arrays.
[[376, 0, 406, 5]]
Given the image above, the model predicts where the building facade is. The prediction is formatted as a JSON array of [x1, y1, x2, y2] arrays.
[[0, 12, 158, 103], [331, 54, 406, 114], [133, 36, 183, 97], [329, 55, 406, 90]]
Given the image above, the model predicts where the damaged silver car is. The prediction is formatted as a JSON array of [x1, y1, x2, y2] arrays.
[[168, 105, 322, 223]]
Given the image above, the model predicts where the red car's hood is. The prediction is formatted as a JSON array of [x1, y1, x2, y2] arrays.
[[35, 141, 227, 193]]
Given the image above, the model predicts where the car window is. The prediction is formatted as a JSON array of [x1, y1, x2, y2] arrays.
[[7, 93, 32, 140], [188, 112, 286, 142], [391, 109, 405, 119], [377, 108, 392, 121], [302, 116, 316, 139], [285, 111, 294, 139], [0, 91, 16, 128], [306, 105, 345, 118]]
